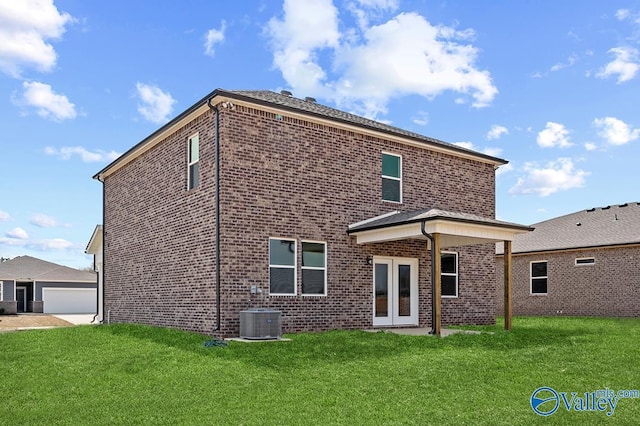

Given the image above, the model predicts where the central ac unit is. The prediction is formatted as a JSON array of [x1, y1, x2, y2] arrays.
[[240, 309, 282, 340]]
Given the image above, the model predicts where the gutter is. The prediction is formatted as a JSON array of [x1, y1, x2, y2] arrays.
[[207, 98, 222, 335], [420, 221, 437, 335]]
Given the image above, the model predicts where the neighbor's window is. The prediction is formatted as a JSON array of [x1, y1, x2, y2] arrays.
[[301, 241, 326, 296], [382, 152, 402, 202], [188, 134, 199, 190], [441, 252, 458, 297], [575, 257, 595, 266], [269, 238, 296, 295], [530, 261, 548, 294]]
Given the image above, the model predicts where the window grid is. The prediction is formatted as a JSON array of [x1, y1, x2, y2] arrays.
[[269, 238, 297, 296], [382, 152, 402, 203], [301, 241, 327, 296], [530, 261, 548, 295], [441, 251, 458, 298]]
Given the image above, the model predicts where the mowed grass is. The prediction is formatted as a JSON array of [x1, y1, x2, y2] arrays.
[[1, 317, 639, 425]]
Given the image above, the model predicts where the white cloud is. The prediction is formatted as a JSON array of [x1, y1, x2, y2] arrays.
[[453, 141, 502, 157], [495, 163, 513, 177], [593, 116, 640, 145], [135, 82, 176, 124], [0, 210, 10, 221], [44, 146, 121, 162], [550, 54, 577, 72], [27, 238, 74, 250], [0, 0, 74, 77], [509, 158, 588, 197], [204, 21, 226, 57], [584, 142, 597, 151], [412, 111, 429, 126], [6, 227, 28, 240], [537, 122, 572, 148], [616, 9, 631, 21], [30, 213, 58, 228], [15, 81, 76, 121], [596, 46, 639, 83], [486, 125, 508, 140], [266, 2, 497, 118]]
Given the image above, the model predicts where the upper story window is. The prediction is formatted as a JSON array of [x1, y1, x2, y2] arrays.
[[301, 241, 327, 296], [530, 261, 548, 295], [575, 257, 595, 266], [269, 238, 296, 296], [188, 134, 199, 190], [382, 152, 402, 203], [441, 252, 458, 297]]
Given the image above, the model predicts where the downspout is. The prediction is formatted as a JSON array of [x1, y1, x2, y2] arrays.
[[92, 182, 106, 324], [420, 221, 436, 335], [207, 98, 221, 335]]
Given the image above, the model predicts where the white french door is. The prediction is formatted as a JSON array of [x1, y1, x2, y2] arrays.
[[372, 257, 418, 326]]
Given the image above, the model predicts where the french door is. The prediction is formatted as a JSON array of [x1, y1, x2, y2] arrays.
[[373, 257, 418, 326]]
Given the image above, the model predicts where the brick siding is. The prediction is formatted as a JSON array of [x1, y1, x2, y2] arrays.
[[104, 104, 498, 337], [496, 246, 640, 317]]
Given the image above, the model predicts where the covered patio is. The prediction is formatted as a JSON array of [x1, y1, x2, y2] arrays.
[[348, 208, 532, 336]]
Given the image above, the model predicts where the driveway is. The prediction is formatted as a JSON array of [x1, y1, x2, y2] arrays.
[[0, 313, 95, 332]]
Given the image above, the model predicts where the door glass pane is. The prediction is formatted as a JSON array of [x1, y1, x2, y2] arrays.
[[398, 264, 411, 317], [374, 263, 388, 317]]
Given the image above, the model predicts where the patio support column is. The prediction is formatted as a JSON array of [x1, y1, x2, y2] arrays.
[[433, 233, 442, 336], [503, 240, 513, 331]]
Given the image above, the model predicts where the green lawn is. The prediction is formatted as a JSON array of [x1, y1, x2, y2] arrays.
[[1, 317, 638, 425]]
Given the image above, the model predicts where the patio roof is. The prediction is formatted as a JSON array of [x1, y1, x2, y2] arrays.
[[348, 208, 532, 247]]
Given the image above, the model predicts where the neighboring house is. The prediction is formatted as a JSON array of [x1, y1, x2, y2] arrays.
[[85, 225, 104, 323], [93, 89, 530, 337], [0, 256, 97, 314], [496, 203, 640, 317]]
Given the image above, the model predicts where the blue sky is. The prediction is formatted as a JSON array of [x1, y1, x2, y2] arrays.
[[1, 0, 639, 268]]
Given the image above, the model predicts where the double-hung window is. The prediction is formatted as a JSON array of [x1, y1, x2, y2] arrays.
[[269, 238, 296, 295], [382, 152, 402, 203], [301, 241, 326, 295], [441, 252, 458, 297], [188, 134, 199, 190], [530, 261, 548, 294]]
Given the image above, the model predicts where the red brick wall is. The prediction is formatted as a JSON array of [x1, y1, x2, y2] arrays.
[[496, 246, 640, 317], [103, 103, 498, 336]]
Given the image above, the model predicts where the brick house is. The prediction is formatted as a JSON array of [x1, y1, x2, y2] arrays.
[[496, 203, 640, 317], [94, 89, 530, 337]]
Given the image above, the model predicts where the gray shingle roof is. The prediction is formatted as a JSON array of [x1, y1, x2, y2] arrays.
[[497, 202, 640, 254], [223, 89, 506, 165], [0, 255, 96, 282], [348, 208, 532, 233]]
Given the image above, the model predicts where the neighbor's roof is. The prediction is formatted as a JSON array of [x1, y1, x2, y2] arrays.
[[348, 208, 532, 233], [497, 202, 640, 255], [94, 88, 507, 180], [0, 255, 96, 282]]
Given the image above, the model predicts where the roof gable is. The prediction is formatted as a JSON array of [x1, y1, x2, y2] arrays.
[[499, 202, 640, 254], [0, 255, 96, 282]]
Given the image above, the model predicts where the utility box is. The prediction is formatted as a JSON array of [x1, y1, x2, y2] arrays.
[[239, 308, 282, 340]]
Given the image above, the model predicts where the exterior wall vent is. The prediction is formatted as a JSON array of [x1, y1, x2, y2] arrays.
[[240, 309, 282, 340]]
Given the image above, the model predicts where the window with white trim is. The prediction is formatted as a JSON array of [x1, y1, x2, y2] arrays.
[[530, 261, 547, 294], [269, 238, 296, 295], [441, 252, 458, 297], [301, 241, 326, 295], [382, 152, 402, 202], [575, 257, 595, 266], [188, 134, 199, 190]]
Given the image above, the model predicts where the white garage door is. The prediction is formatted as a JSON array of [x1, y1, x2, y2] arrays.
[[43, 288, 97, 314]]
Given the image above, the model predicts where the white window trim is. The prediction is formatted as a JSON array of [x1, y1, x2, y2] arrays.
[[382, 151, 402, 203], [575, 257, 595, 266], [530, 260, 548, 295], [441, 251, 458, 298], [301, 240, 327, 297], [187, 133, 199, 190], [269, 237, 297, 296]]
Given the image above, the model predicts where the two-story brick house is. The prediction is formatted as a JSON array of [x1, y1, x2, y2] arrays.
[[94, 89, 530, 337]]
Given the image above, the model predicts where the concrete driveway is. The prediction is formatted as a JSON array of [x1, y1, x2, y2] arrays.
[[52, 314, 97, 325]]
